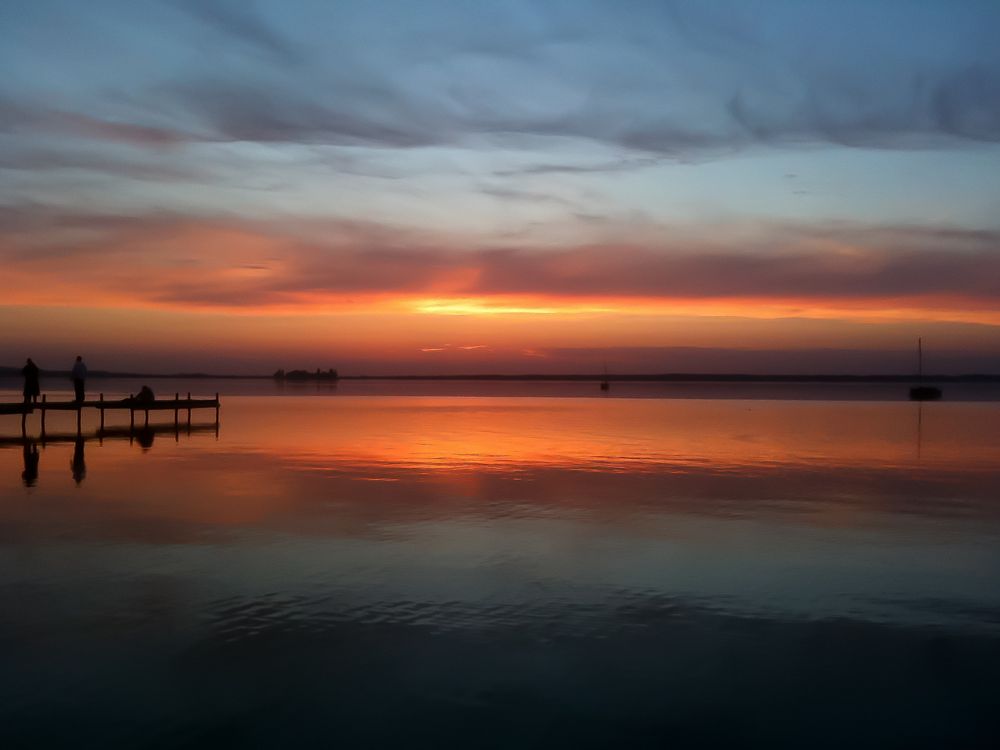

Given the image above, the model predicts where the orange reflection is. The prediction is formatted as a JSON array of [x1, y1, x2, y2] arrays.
[[2, 397, 998, 541], [221, 397, 1000, 473]]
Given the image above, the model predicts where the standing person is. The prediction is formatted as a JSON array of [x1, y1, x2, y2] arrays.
[[21, 358, 40, 404], [71, 355, 87, 403]]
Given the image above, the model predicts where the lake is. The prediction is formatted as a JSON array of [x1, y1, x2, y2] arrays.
[[1, 384, 999, 748]]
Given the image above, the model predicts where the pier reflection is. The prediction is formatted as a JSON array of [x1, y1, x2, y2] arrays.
[[3, 423, 218, 485]]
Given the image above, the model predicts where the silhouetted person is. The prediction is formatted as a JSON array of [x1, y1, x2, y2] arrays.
[[71, 437, 87, 485], [22, 358, 40, 404], [135, 385, 155, 402], [21, 441, 39, 487], [71, 355, 87, 403]]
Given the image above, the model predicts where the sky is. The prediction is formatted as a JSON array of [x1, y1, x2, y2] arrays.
[[2, 0, 1000, 375]]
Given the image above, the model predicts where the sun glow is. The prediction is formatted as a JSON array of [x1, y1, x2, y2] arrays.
[[407, 295, 1000, 326], [413, 298, 616, 316]]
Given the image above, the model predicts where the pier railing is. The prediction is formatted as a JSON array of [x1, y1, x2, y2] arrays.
[[1, 392, 220, 437]]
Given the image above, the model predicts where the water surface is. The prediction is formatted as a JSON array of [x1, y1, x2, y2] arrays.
[[1, 394, 998, 747]]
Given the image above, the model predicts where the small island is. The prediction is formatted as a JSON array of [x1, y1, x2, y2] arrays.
[[273, 368, 339, 381]]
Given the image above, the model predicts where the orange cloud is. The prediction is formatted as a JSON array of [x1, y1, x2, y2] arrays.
[[3, 210, 999, 327]]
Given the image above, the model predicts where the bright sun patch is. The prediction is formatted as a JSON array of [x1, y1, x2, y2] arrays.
[[413, 298, 616, 316]]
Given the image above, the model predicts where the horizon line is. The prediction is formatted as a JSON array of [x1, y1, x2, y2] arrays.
[[2, 367, 999, 383]]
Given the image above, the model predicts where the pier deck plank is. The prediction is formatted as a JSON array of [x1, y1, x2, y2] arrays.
[[0, 398, 218, 415]]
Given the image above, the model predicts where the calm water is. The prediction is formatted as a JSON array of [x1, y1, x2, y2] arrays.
[[1, 390, 999, 748]]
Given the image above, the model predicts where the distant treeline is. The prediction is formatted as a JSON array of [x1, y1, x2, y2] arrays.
[[273, 368, 339, 381]]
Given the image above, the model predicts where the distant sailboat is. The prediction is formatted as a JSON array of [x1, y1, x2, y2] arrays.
[[909, 338, 942, 401]]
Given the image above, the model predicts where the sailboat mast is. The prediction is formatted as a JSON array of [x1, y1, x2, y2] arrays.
[[909, 337, 941, 400]]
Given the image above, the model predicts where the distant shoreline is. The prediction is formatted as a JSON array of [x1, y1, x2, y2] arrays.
[[2, 367, 998, 383], [341, 373, 1000, 383]]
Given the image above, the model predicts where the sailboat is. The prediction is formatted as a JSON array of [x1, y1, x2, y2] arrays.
[[909, 338, 942, 401]]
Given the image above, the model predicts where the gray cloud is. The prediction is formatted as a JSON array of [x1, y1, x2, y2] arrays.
[[467, 240, 1000, 301], [932, 67, 1000, 141], [0, 147, 207, 182], [159, 80, 439, 147], [3, 2, 999, 157], [727, 67, 1000, 149], [493, 157, 663, 177], [0, 98, 191, 147], [479, 186, 579, 207], [152, 3, 1000, 153], [170, 0, 302, 64]]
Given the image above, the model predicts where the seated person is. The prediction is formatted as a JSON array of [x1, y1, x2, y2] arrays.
[[135, 385, 155, 403]]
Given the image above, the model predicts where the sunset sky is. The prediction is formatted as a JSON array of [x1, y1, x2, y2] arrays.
[[2, 0, 999, 374]]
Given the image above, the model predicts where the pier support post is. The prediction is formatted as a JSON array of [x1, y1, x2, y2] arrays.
[[186, 392, 192, 426], [215, 393, 220, 424], [144, 409, 149, 428], [76, 405, 81, 435], [129, 396, 134, 431], [41, 395, 46, 436], [99, 393, 105, 431]]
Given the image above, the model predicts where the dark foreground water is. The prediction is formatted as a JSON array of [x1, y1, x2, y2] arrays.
[[1, 392, 999, 748]]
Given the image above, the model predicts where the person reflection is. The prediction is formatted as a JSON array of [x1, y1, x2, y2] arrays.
[[71, 436, 87, 485], [136, 428, 155, 451], [21, 441, 40, 487]]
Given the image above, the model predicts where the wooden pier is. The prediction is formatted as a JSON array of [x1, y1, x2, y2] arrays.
[[1, 392, 220, 436]]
